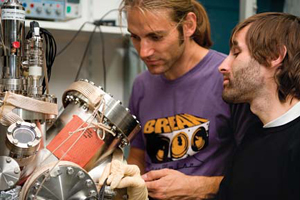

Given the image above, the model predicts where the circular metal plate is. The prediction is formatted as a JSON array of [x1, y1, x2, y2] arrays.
[[22, 161, 98, 200], [0, 156, 21, 191]]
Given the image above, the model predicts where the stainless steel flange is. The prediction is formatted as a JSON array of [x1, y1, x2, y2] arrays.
[[0, 156, 21, 191]]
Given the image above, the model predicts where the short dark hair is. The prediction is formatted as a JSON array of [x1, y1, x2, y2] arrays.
[[230, 12, 300, 102]]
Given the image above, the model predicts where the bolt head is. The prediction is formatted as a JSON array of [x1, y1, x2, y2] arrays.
[[30, 123, 36, 129], [27, 142, 33, 147], [14, 167, 20, 174], [67, 167, 74, 175], [77, 171, 85, 179], [8, 181, 14, 187], [85, 179, 93, 187], [13, 139, 19, 145], [89, 190, 97, 197]]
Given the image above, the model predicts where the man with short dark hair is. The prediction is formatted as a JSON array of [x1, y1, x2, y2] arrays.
[[218, 12, 300, 200]]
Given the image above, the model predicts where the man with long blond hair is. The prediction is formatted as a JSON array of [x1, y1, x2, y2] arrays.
[[99, 1, 261, 199]]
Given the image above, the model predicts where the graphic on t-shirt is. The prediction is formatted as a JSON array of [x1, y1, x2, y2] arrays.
[[144, 113, 209, 163]]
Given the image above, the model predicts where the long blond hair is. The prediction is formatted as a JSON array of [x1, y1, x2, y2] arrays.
[[119, 0, 212, 48]]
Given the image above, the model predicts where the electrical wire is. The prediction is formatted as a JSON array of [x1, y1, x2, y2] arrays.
[[97, 26, 106, 91], [92, 9, 122, 91], [56, 21, 90, 57], [98, 178, 108, 200], [64, 9, 123, 90], [74, 25, 97, 81], [40, 28, 57, 94]]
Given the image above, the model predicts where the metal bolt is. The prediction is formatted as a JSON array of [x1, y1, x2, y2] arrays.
[[7, 129, 12, 135], [13, 139, 19, 145], [85, 179, 93, 187], [36, 133, 41, 140], [14, 167, 20, 174], [125, 108, 130, 112], [122, 140, 128, 146], [89, 190, 97, 197], [82, 104, 88, 111], [45, 176, 51, 182], [8, 181, 14, 187], [30, 123, 36, 129], [27, 142, 33, 147], [90, 81, 95, 85], [117, 133, 122, 139], [16, 121, 22, 127], [34, 182, 41, 190], [77, 171, 85, 179], [75, 98, 80, 104], [67, 167, 74, 175], [6, 157, 12, 163]]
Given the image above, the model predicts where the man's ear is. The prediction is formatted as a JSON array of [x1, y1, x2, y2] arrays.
[[183, 12, 197, 38], [270, 45, 287, 68]]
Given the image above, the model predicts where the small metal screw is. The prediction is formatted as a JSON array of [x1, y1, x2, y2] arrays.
[[89, 190, 97, 197], [30, 123, 36, 129], [77, 171, 85, 179], [6, 157, 12, 163], [14, 167, 20, 174], [7, 129, 12, 135], [27, 142, 33, 147], [67, 167, 74, 175], [85, 179, 93, 187], [36, 133, 41, 140], [34, 182, 41, 190], [13, 139, 19, 145], [8, 181, 14, 187]]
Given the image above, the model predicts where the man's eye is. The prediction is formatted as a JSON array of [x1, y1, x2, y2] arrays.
[[130, 35, 140, 40], [151, 35, 163, 41], [233, 52, 240, 57]]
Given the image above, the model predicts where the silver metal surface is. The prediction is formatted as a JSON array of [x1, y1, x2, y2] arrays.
[[6, 121, 41, 166], [0, 156, 21, 191], [1, 0, 25, 92], [46, 79, 141, 171], [23, 162, 98, 200]]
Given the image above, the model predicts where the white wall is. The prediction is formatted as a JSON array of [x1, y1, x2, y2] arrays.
[[83, 0, 123, 24], [45, 0, 130, 110]]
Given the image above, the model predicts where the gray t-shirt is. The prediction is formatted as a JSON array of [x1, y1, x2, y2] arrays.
[[129, 50, 260, 176]]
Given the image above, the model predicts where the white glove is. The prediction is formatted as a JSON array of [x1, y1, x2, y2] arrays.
[[99, 159, 148, 200]]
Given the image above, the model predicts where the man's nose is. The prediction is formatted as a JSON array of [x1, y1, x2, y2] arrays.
[[139, 40, 154, 58], [218, 57, 230, 74]]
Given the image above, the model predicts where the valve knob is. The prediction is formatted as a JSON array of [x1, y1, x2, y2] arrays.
[[12, 41, 20, 49]]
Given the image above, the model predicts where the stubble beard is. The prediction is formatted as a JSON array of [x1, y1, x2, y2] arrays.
[[222, 59, 263, 104]]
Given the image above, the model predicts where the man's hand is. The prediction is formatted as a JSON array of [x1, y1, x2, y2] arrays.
[[142, 168, 223, 200]]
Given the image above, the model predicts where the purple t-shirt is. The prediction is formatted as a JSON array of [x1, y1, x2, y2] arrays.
[[128, 50, 260, 176]]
